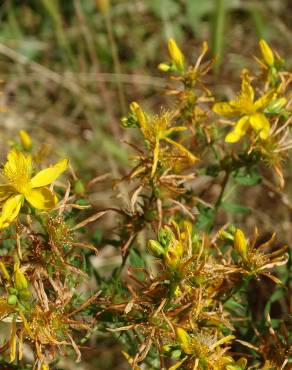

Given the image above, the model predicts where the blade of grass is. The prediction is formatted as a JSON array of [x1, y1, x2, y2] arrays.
[[40, 0, 76, 68], [97, 0, 126, 116], [211, 0, 226, 73]]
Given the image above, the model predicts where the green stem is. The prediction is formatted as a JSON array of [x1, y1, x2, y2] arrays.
[[209, 170, 230, 231], [212, 0, 226, 73]]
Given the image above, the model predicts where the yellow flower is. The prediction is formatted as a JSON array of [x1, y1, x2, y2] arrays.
[[259, 39, 274, 67], [213, 72, 275, 143], [0, 149, 68, 228]]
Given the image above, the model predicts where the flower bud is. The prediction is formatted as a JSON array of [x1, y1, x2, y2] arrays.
[[147, 240, 165, 257], [19, 130, 32, 150], [234, 229, 248, 260], [14, 269, 28, 290], [158, 63, 171, 72], [18, 288, 31, 299], [219, 229, 234, 241], [168, 38, 185, 71], [0, 261, 10, 280], [7, 294, 18, 305], [130, 102, 146, 129], [158, 227, 173, 247], [175, 327, 192, 354], [266, 97, 287, 114], [259, 39, 274, 67], [74, 180, 85, 195]]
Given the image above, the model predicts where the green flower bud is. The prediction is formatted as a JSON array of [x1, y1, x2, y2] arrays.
[[158, 63, 171, 72], [74, 180, 85, 195], [158, 227, 173, 247], [14, 270, 28, 290], [7, 294, 18, 305], [18, 289, 31, 299], [266, 97, 287, 114], [147, 240, 165, 257]]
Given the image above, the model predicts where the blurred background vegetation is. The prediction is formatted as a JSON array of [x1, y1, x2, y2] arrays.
[[0, 0, 291, 369]]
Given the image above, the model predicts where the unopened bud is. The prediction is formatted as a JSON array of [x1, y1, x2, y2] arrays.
[[147, 240, 165, 257], [234, 229, 248, 260], [74, 180, 85, 195], [19, 130, 32, 150], [130, 102, 146, 129], [219, 229, 234, 241], [14, 269, 28, 290], [266, 97, 287, 114], [158, 63, 171, 72], [7, 294, 18, 305], [168, 38, 185, 71], [0, 261, 10, 280], [158, 227, 173, 247], [175, 327, 192, 354], [259, 39, 274, 67]]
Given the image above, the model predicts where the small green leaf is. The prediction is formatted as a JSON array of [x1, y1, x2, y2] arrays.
[[223, 202, 251, 215], [195, 205, 215, 231], [233, 167, 261, 186]]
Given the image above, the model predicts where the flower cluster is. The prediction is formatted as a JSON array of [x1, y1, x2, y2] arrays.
[[0, 38, 291, 370]]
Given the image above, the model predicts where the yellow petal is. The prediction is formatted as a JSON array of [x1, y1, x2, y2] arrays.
[[225, 116, 249, 143], [168, 358, 187, 370], [25, 188, 57, 210], [0, 194, 23, 229], [249, 113, 270, 139], [4, 150, 32, 186], [30, 158, 68, 188], [0, 185, 14, 202], [9, 320, 17, 363], [259, 39, 274, 66], [164, 137, 198, 164], [240, 71, 254, 102], [213, 102, 239, 118], [254, 90, 275, 110], [151, 139, 159, 178]]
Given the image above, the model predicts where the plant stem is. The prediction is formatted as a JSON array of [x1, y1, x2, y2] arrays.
[[212, 0, 226, 73], [209, 170, 230, 231]]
